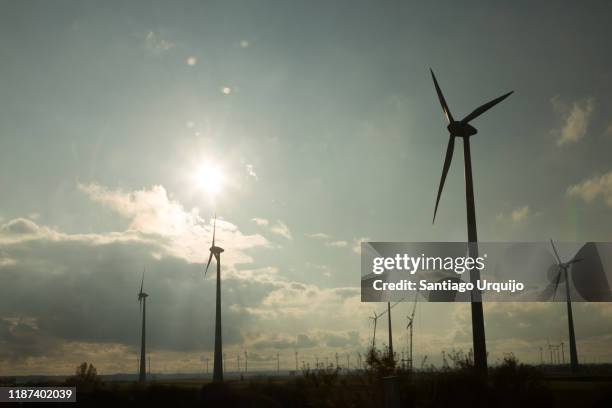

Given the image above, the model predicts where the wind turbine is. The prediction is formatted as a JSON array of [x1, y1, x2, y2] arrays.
[[406, 294, 418, 371], [544, 239, 583, 372], [138, 269, 148, 383], [430, 68, 513, 374], [205, 213, 225, 382], [369, 311, 382, 348]]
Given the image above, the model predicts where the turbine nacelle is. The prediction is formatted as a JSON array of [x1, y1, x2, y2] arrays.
[[447, 121, 477, 138], [210, 245, 225, 256], [204, 213, 224, 278]]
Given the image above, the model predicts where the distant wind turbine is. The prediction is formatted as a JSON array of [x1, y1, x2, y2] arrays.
[[204, 212, 225, 382], [138, 269, 148, 383], [430, 68, 513, 374], [541, 239, 583, 372], [406, 294, 418, 371], [387, 302, 394, 362], [369, 311, 382, 348]]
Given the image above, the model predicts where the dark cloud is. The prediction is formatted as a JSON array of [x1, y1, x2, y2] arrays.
[[0, 221, 274, 364], [296, 334, 317, 348]]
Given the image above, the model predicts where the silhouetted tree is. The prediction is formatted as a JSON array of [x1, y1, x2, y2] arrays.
[[67, 362, 101, 386]]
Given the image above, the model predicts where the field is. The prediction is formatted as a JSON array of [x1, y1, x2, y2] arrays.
[[5, 362, 612, 407]]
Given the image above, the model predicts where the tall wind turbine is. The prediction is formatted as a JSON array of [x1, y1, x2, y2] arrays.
[[544, 239, 583, 372], [406, 295, 417, 371], [138, 270, 148, 383], [205, 213, 225, 382], [430, 69, 513, 374]]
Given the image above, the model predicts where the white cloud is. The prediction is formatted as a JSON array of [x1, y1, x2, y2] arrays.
[[251, 217, 269, 226], [352, 237, 371, 254], [0, 256, 16, 267], [246, 164, 258, 180], [305, 232, 330, 240], [567, 171, 612, 207], [551, 96, 595, 146], [270, 221, 292, 240], [495, 205, 531, 225], [144, 31, 175, 55], [307, 233, 370, 253], [511, 205, 530, 223], [325, 240, 348, 248], [78, 183, 269, 265], [252, 218, 292, 240]]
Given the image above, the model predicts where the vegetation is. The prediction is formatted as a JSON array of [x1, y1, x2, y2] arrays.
[[8, 354, 612, 407], [66, 362, 103, 388]]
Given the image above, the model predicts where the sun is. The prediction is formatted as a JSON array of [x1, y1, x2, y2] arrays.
[[194, 163, 224, 196]]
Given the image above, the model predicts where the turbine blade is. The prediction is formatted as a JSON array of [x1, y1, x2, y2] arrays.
[[430, 69, 454, 123], [140, 269, 144, 294], [433, 135, 455, 223], [550, 239, 562, 265], [204, 251, 214, 277], [410, 294, 417, 318], [568, 257, 583, 265], [461, 91, 513, 124]]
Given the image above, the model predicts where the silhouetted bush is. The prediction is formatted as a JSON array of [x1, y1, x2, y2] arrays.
[[364, 345, 397, 378]]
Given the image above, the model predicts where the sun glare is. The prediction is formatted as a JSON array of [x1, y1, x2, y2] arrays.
[[194, 163, 224, 196]]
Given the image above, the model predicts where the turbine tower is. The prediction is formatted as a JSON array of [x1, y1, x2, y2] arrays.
[[205, 213, 225, 382], [138, 270, 148, 383], [387, 302, 393, 362], [547, 239, 583, 372], [430, 68, 513, 374]]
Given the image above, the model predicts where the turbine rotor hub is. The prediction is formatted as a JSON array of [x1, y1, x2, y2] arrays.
[[447, 121, 477, 137]]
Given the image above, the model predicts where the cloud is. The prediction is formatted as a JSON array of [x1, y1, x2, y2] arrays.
[[551, 96, 595, 146], [251, 218, 269, 226], [305, 232, 330, 240], [495, 205, 532, 225], [246, 164, 258, 181], [352, 237, 371, 254], [252, 218, 292, 240], [270, 221, 292, 240], [307, 233, 370, 254], [78, 183, 269, 266], [144, 31, 175, 55], [511, 205, 530, 223], [567, 171, 612, 207]]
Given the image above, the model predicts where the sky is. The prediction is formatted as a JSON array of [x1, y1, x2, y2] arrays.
[[1, 0, 612, 375]]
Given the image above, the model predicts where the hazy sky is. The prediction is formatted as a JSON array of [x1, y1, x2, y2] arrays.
[[1, 0, 612, 375]]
